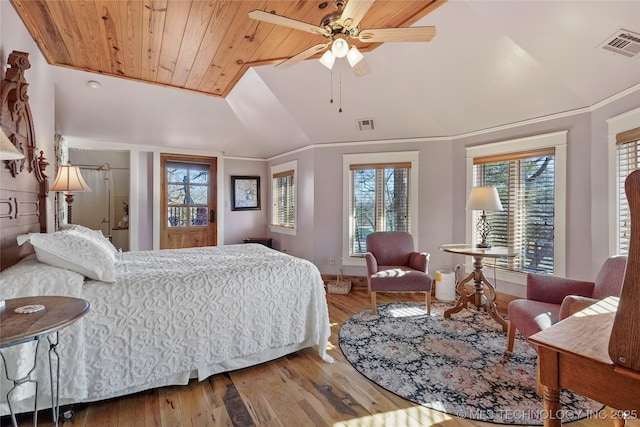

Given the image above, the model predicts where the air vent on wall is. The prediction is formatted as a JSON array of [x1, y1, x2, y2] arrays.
[[357, 118, 375, 131], [600, 29, 640, 58]]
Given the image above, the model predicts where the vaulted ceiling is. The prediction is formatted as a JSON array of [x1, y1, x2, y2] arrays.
[[6, 1, 640, 158]]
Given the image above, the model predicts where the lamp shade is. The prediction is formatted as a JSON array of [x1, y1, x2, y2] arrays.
[[466, 187, 503, 211], [319, 50, 336, 69], [331, 37, 349, 58], [50, 162, 92, 193], [0, 128, 25, 160], [346, 45, 364, 67]]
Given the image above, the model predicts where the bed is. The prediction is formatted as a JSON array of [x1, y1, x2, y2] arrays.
[[0, 50, 333, 416], [0, 235, 333, 415]]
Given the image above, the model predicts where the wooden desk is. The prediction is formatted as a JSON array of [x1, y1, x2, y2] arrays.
[[0, 296, 90, 427], [440, 244, 517, 331], [529, 297, 640, 427]]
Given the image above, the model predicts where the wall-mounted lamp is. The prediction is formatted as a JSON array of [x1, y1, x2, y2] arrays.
[[50, 162, 92, 224], [0, 128, 24, 160], [466, 186, 503, 248]]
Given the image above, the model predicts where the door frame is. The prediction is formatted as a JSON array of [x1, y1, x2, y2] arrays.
[[159, 153, 218, 249], [153, 151, 224, 250]]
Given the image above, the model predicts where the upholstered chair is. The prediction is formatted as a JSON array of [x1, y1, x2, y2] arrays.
[[365, 231, 433, 315], [506, 255, 627, 352]]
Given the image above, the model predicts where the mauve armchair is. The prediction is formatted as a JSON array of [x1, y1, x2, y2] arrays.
[[506, 255, 627, 352], [365, 231, 433, 315]]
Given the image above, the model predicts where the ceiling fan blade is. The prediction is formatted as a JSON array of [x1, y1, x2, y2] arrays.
[[249, 10, 329, 36], [351, 58, 371, 77], [276, 44, 329, 68], [357, 26, 436, 43], [340, 0, 375, 31]]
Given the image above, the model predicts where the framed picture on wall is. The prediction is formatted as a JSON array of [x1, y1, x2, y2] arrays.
[[231, 176, 261, 211]]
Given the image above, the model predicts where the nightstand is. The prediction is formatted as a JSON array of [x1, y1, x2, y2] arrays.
[[0, 296, 90, 427]]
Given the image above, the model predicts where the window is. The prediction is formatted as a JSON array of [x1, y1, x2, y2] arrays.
[[608, 108, 640, 256], [165, 161, 210, 228], [615, 127, 640, 255], [466, 132, 567, 280], [270, 160, 296, 235], [343, 152, 419, 264], [472, 149, 555, 274]]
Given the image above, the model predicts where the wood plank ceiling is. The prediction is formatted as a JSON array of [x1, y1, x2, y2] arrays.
[[10, 0, 444, 98]]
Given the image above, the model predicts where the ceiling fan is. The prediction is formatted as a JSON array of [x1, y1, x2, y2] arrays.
[[249, 0, 436, 77]]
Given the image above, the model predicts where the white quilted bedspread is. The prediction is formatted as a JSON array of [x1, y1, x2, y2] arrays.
[[0, 244, 332, 414]]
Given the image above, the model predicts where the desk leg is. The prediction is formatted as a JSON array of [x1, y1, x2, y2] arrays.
[[48, 332, 60, 427], [537, 347, 562, 427], [0, 340, 42, 427]]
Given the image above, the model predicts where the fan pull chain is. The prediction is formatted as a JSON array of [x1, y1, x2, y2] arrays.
[[329, 68, 334, 105], [338, 63, 343, 113]]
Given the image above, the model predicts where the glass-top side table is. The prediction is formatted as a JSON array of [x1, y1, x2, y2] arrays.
[[440, 244, 517, 331], [0, 296, 90, 427]]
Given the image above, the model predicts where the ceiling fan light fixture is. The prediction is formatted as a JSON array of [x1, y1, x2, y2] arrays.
[[319, 50, 336, 69], [347, 45, 364, 67], [331, 37, 349, 58]]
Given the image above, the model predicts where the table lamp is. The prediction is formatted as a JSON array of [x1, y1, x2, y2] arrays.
[[0, 128, 24, 160], [50, 162, 91, 224], [466, 186, 503, 248]]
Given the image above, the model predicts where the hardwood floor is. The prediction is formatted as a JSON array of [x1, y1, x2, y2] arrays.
[[3, 289, 639, 426]]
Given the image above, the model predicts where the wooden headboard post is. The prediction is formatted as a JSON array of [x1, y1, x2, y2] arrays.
[[0, 50, 49, 271]]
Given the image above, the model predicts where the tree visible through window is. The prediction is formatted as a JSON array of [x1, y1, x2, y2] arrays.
[[350, 163, 410, 255], [166, 162, 209, 227], [473, 149, 555, 274]]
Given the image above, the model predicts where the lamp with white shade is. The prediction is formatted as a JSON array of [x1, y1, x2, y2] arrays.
[[50, 162, 92, 224], [0, 128, 24, 160], [466, 186, 503, 248]]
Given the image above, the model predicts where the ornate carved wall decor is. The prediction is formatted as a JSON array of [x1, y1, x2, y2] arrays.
[[0, 50, 48, 191]]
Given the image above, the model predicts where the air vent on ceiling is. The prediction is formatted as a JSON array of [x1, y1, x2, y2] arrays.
[[600, 29, 640, 58], [357, 118, 375, 131]]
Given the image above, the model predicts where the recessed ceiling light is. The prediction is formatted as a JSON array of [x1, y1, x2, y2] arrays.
[[87, 80, 101, 89]]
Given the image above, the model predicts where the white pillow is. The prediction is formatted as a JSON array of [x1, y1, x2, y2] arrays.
[[59, 224, 118, 261], [18, 231, 116, 282], [0, 255, 86, 299]]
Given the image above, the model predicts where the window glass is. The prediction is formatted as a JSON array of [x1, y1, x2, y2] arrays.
[[350, 164, 410, 256], [616, 128, 640, 255], [473, 150, 555, 274], [165, 162, 209, 228], [271, 166, 296, 230]]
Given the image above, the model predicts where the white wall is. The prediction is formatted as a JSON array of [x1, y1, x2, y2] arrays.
[[223, 158, 268, 245]]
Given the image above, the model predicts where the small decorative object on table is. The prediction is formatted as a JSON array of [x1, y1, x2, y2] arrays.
[[327, 269, 351, 295]]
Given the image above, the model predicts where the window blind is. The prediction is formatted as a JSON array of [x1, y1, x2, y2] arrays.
[[350, 163, 410, 255], [616, 127, 640, 255], [272, 169, 295, 228], [473, 148, 555, 274]]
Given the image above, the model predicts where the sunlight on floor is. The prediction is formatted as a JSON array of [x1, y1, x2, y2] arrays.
[[332, 405, 453, 426], [388, 306, 427, 318]]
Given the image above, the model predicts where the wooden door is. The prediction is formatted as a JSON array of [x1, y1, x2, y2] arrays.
[[160, 154, 217, 249]]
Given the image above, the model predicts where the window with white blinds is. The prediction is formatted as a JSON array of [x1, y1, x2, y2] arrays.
[[473, 149, 556, 274], [350, 162, 411, 255], [616, 127, 640, 255], [342, 151, 419, 263], [270, 161, 296, 234]]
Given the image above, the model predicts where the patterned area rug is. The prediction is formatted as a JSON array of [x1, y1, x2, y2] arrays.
[[339, 302, 602, 425]]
